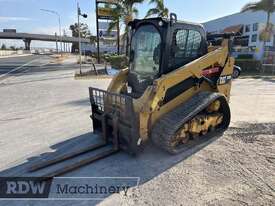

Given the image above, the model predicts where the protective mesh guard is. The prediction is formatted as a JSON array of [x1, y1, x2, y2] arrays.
[[89, 87, 134, 120]]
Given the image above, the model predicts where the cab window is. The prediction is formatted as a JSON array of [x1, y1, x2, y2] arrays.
[[169, 29, 202, 71]]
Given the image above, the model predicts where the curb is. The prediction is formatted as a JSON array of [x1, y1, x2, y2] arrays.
[[74, 75, 113, 80], [0, 54, 33, 59]]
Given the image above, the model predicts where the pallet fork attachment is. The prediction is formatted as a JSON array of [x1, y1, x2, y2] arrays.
[[28, 113, 120, 178]]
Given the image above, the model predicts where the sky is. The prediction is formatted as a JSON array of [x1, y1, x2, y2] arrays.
[[0, 0, 252, 48]]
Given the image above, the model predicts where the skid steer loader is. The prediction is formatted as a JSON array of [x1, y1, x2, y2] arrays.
[[29, 14, 235, 178]]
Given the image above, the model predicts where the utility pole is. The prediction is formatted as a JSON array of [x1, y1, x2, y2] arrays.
[[96, 1, 100, 63], [55, 32, 58, 53], [40, 9, 62, 54], [78, 2, 82, 74], [77, 2, 88, 74], [63, 29, 66, 53], [58, 14, 62, 54]]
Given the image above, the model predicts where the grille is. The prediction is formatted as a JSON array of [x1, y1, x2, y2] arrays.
[[89, 87, 133, 120]]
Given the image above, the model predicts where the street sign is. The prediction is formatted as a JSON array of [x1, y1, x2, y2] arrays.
[[98, 21, 116, 31], [99, 30, 103, 37], [96, 0, 120, 63], [98, 21, 117, 39], [98, 7, 114, 19], [99, 30, 117, 39]]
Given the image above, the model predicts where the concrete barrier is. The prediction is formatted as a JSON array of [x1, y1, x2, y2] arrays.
[[0, 50, 31, 57]]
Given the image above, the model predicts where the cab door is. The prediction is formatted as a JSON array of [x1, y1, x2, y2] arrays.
[[163, 23, 207, 74]]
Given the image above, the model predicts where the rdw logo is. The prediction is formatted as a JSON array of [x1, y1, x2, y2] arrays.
[[6, 181, 45, 194], [0, 177, 52, 199]]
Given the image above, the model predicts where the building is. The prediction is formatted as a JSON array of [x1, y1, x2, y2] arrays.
[[203, 11, 275, 62]]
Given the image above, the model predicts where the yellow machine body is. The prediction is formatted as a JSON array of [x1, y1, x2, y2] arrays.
[[107, 39, 234, 142]]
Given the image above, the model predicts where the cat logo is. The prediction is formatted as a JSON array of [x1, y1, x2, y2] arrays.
[[218, 75, 232, 85]]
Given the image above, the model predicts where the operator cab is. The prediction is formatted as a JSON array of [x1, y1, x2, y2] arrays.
[[127, 14, 208, 98]]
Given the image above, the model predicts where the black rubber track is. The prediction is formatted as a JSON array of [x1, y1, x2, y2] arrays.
[[151, 91, 231, 154]]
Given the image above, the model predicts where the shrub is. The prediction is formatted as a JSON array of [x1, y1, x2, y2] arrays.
[[236, 54, 254, 60], [106, 55, 128, 70]]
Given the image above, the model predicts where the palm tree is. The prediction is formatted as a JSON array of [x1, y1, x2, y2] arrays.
[[107, 0, 145, 55], [69, 23, 92, 52], [241, 0, 275, 68], [145, 0, 169, 18]]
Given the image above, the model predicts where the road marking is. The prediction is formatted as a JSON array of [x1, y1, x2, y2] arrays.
[[0, 58, 43, 84], [19, 59, 51, 75], [0, 64, 23, 66], [39, 62, 51, 67], [0, 58, 38, 81]]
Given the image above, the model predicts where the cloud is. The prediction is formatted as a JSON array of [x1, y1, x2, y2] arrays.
[[0, 16, 32, 22]]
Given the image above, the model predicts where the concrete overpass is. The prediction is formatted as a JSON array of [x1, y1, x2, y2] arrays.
[[0, 32, 90, 50]]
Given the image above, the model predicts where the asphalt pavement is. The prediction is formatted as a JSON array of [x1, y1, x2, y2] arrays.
[[0, 55, 39, 74], [0, 54, 87, 85]]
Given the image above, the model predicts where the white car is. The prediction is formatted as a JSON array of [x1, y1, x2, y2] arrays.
[[233, 65, 242, 79]]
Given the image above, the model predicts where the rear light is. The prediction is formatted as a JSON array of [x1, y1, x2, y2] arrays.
[[202, 67, 221, 77]]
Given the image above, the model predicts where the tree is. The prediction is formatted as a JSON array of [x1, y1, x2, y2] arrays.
[[10, 46, 16, 51], [241, 0, 275, 67], [89, 35, 97, 45], [1, 44, 6, 50], [69, 23, 95, 52], [145, 0, 169, 18], [107, 0, 145, 55], [70, 23, 91, 38]]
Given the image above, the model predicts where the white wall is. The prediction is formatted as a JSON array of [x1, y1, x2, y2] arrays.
[[0, 50, 30, 56], [204, 11, 275, 32], [203, 11, 275, 60]]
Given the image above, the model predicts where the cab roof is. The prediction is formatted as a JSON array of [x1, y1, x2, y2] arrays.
[[129, 17, 205, 31]]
